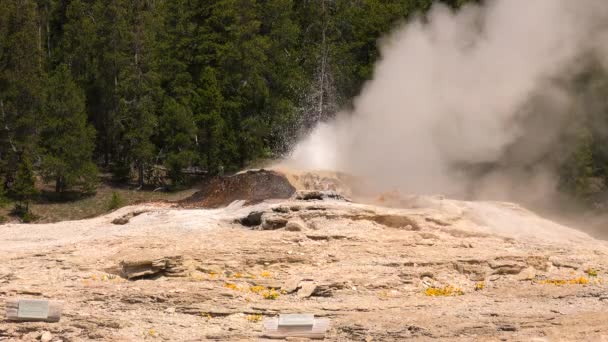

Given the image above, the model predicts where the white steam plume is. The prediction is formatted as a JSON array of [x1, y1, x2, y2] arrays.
[[288, 0, 608, 203]]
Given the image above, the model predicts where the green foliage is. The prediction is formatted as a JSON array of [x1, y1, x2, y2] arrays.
[[12, 205, 38, 223], [2, 0, 608, 211], [0, 0, 452, 212], [559, 127, 604, 201], [0, 176, 7, 208], [107, 192, 126, 211], [11, 155, 37, 213], [0, 0, 45, 189], [41, 64, 98, 193], [159, 97, 197, 184]]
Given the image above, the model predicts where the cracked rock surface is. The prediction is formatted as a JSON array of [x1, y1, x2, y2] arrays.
[[1, 190, 608, 341]]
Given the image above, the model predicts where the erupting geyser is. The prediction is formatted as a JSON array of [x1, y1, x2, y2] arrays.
[[288, 0, 608, 205]]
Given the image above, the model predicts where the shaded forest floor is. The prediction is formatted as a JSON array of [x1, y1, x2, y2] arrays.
[[0, 175, 198, 224]]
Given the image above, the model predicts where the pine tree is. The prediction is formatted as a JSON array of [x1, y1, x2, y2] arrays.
[[0, 0, 45, 191], [209, 0, 272, 168], [11, 153, 37, 215], [195, 67, 236, 175], [559, 128, 596, 199], [99, 0, 161, 187], [155, 0, 201, 183], [259, 0, 305, 155], [159, 97, 196, 184], [40, 64, 97, 193]]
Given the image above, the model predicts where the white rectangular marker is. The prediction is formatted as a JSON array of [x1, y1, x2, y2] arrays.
[[17, 299, 49, 320], [263, 317, 330, 339], [278, 314, 315, 327]]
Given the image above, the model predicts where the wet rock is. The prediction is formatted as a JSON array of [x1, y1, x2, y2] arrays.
[[239, 211, 263, 227], [272, 206, 291, 214], [262, 215, 288, 230], [312, 282, 344, 297], [306, 234, 348, 241], [489, 259, 525, 275], [40, 331, 53, 342], [469, 272, 487, 281], [297, 282, 316, 297], [120, 255, 185, 280], [364, 215, 421, 230], [425, 216, 452, 226], [112, 210, 148, 225], [310, 285, 333, 297], [488, 275, 501, 281], [497, 324, 518, 332], [549, 257, 581, 270], [419, 271, 434, 279], [88, 332, 105, 339], [180, 169, 296, 208], [295, 190, 348, 201], [418, 232, 439, 240], [453, 261, 487, 280], [296, 281, 341, 297], [415, 238, 434, 246], [281, 278, 302, 293], [516, 267, 536, 281], [285, 221, 306, 232]]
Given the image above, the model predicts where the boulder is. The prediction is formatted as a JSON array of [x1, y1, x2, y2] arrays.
[[295, 190, 348, 201], [262, 215, 288, 230], [285, 221, 306, 232], [239, 211, 263, 227]]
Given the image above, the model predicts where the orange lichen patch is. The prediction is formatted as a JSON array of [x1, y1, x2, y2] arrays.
[[249, 285, 266, 294], [86, 274, 124, 283], [247, 314, 263, 322], [475, 282, 485, 291], [585, 269, 598, 277], [262, 289, 280, 300], [233, 273, 243, 278], [224, 283, 239, 290], [425, 285, 464, 297], [260, 271, 272, 278], [539, 277, 589, 285]]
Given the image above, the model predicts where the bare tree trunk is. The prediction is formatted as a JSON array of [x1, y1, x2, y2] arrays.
[[55, 176, 63, 193], [138, 163, 144, 188], [38, 21, 42, 69], [46, 2, 51, 59], [318, 0, 328, 122]]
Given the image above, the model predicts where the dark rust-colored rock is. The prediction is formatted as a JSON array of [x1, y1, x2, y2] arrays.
[[180, 170, 296, 208]]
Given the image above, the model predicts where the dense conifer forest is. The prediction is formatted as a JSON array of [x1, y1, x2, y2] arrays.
[[1, 0, 608, 217]]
